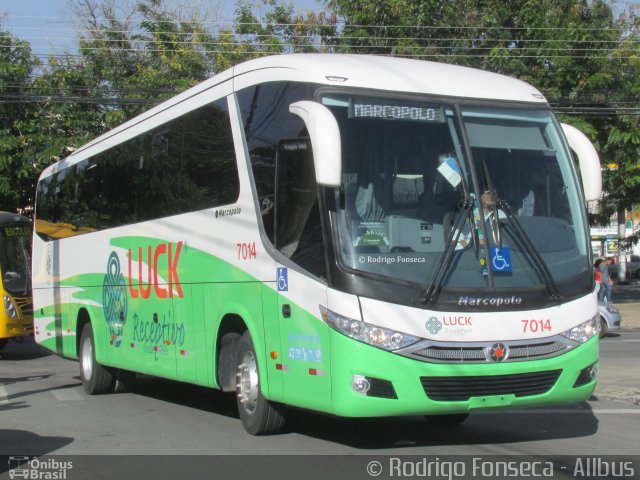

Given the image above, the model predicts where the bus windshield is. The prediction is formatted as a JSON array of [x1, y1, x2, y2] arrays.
[[322, 93, 590, 297], [0, 226, 31, 296]]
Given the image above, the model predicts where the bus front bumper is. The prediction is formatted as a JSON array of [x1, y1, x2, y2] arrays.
[[329, 333, 598, 417], [1, 318, 34, 339]]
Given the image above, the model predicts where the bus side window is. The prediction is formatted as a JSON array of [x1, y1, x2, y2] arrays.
[[75, 159, 103, 232], [101, 142, 140, 227], [34, 174, 56, 240], [274, 140, 326, 279], [237, 81, 317, 246], [181, 99, 239, 210]]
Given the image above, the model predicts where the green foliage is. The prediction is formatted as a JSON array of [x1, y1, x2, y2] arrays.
[[327, 0, 640, 235], [0, 31, 41, 212], [0, 0, 638, 227]]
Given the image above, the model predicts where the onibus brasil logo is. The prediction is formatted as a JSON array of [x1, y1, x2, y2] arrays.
[[8, 456, 73, 479]]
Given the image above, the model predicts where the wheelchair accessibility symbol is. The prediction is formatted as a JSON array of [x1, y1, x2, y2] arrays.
[[490, 246, 512, 273], [277, 267, 288, 291]]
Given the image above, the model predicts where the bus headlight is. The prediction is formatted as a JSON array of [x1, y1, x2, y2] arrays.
[[319, 306, 420, 351], [3, 295, 17, 318], [560, 316, 600, 343]]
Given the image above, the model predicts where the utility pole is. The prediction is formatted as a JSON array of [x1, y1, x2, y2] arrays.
[[618, 208, 627, 283]]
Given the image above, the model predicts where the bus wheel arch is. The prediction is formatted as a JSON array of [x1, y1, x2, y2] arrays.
[[216, 314, 247, 392], [76, 308, 92, 359]]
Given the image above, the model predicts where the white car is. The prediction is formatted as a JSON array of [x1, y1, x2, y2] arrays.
[[598, 301, 622, 337]]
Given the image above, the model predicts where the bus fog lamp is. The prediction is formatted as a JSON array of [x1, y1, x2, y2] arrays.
[[319, 305, 420, 351], [574, 362, 598, 388], [3, 295, 17, 318], [352, 374, 371, 394], [560, 316, 600, 343]]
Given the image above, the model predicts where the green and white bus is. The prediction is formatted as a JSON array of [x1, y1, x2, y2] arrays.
[[32, 54, 603, 435]]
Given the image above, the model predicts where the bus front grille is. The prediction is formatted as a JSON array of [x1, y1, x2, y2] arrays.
[[413, 341, 568, 363], [14, 297, 33, 317], [398, 336, 575, 364], [420, 369, 562, 401]]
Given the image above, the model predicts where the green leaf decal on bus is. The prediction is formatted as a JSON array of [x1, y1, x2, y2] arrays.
[[102, 251, 128, 347]]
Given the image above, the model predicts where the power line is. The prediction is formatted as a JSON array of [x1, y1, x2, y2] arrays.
[[0, 94, 160, 105], [8, 35, 637, 50], [1, 93, 638, 117], [4, 83, 640, 106], [4, 15, 640, 31], [21, 50, 640, 61]]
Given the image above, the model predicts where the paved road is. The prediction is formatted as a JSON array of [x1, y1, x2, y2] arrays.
[[1, 334, 639, 461], [597, 331, 640, 404]]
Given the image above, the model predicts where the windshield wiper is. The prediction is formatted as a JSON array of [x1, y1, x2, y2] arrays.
[[481, 160, 503, 248], [419, 195, 474, 306], [495, 199, 562, 304]]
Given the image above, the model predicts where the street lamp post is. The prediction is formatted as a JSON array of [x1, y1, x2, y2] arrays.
[[618, 208, 627, 283]]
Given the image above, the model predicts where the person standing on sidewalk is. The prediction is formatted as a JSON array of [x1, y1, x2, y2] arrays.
[[594, 258, 603, 295], [599, 257, 614, 303]]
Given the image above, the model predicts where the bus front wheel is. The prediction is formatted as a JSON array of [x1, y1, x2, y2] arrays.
[[0, 338, 8, 351], [79, 324, 114, 395], [235, 331, 286, 435]]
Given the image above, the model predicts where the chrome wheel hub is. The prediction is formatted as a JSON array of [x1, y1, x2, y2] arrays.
[[236, 350, 259, 414], [81, 336, 93, 380]]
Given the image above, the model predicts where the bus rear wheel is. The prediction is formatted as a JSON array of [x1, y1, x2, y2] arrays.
[[0, 338, 8, 351], [79, 324, 114, 395], [235, 331, 286, 435]]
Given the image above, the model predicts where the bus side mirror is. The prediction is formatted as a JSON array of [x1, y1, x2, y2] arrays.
[[289, 101, 342, 187], [561, 123, 602, 202]]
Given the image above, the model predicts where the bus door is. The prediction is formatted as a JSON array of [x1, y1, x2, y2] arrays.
[[274, 139, 332, 409]]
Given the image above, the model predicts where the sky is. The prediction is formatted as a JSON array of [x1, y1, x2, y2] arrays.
[[0, 0, 324, 60], [2, 0, 639, 61]]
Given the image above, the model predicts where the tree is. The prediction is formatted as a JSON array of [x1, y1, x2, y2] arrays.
[[232, 0, 336, 58], [0, 30, 41, 212], [70, 0, 219, 119], [1, 0, 638, 220], [326, 0, 640, 240]]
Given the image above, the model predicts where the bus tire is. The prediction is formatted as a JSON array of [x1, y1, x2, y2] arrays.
[[0, 338, 8, 351], [235, 330, 286, 435], [79, 323, 114, 395], [113, 369, 136, 393], [424, 413, 469, 426]]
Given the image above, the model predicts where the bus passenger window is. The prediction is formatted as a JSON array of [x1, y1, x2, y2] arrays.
[[274, 140, 326, 278]]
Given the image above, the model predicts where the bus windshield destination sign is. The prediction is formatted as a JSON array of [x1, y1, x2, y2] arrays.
[[350, 99, 445, 122]]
